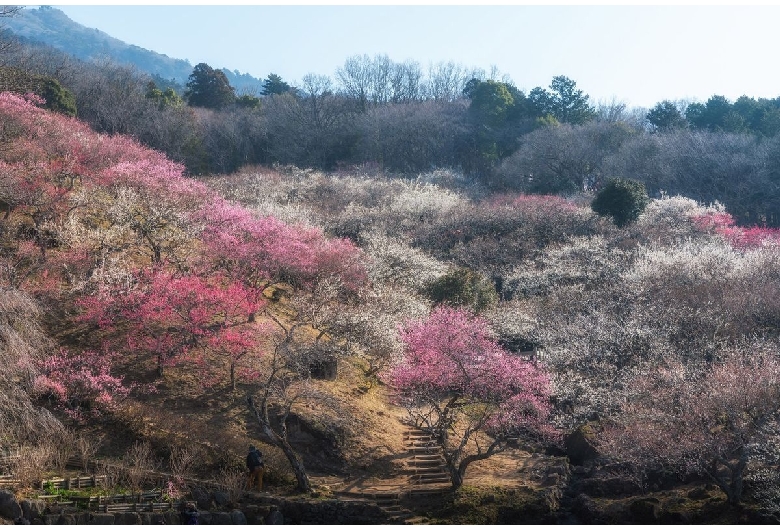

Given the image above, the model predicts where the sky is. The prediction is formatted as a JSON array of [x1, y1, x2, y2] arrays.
[[33, 3, 780, 109]]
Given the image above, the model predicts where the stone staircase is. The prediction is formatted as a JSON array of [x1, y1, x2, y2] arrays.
[[403, 428, 450, 488], [331, 426, 452, 523]]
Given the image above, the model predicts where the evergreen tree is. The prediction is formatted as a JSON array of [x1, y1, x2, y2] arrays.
[[529, 75, 595, 125], [647, 100, 687, 131], [261, 73, 292, 96], [591, 177, 649, 227], [185, 63, 235, 109]]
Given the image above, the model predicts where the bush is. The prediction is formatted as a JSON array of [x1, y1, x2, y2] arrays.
[[424, 267, 498, 313], [591, 178, 649, 227]]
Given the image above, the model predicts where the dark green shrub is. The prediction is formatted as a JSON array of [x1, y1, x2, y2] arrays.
[[424, 267, 498, 313], [591, 178, 649, 227]]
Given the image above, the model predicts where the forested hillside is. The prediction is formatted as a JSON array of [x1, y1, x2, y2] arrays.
[[2, 8, 780, 524], [2, 10, 779, 227], [1, 6, 263, 93]]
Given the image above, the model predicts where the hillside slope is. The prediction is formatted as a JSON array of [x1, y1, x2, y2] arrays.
[[2, 6, 263, 93]]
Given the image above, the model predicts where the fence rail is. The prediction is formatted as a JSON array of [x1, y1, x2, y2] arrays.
[[0, 447, 238, 514]]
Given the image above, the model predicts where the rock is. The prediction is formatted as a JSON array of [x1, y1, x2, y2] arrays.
[[687, 486, 711, 500], [564, 423, 600, 465], [114, 512, 142, 525], [242, 504, 263, 524], [141, 513, 167, 525], [196, 510, 212, 525], [211, 511, 233, 525], [72, 512, 91, 524], [212, 490, 231, 507], [266, 508, 284, 524], [571, 493, 599, 524], [190, 486, 213, 510], [55, 514, 76, 525], [19, 499, 45, 522], [230, 509, 247, 524], [581, 475, 643, 497], [43, 514, 61, 525], [87, 513, 115, 525], [630, 498, 660, 523], [13, 517, 30, 524], [571, 465, 590, 476], [0, 490, 21, 521], [547, 464, 570, 477]]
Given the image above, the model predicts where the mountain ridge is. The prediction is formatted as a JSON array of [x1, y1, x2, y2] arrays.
[[2, 6, 264, 93]]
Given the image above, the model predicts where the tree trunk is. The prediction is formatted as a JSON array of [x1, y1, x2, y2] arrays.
[[157, 354, 164, 377], [247, 396, 312, 493], [449, 466, 464, 489]]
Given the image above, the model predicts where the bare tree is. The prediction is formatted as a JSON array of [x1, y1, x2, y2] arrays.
[[168, 444, 200, 480], [76, 433, 104, 474], [425, 61, 478, 102], [0, 6, 22, 17], [0, 6, 22, 56], [389, 59, 424, 103], [122, 440, 158, 494]]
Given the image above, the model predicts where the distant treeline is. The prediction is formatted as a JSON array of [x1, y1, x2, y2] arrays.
[[3, 36, 780, 226]]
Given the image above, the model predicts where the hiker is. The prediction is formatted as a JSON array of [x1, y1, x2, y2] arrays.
[[179, 502, 199, 525], [246, 445, 265, 491]]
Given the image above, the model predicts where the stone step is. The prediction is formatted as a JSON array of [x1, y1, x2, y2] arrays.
[[406, 441, 439, 447], [387, 512, 410, 521], [404, 431, 432, 438], [407, 460, 444, 468], [402, 468, 446, 477], [410, 452, 443, 459], [412, 478, 450, 485], [412, 471, 449, 479], [409, 487, 449, 497], [379, 503, 403, 511], [408, 446, 440, 454], [374, 497, 400, 506]]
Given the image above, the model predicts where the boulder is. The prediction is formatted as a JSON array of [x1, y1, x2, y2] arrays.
[[0, 490, 21, 521], [564, 423, 600, 465], [266, 508, 284, 524], [212, 490, 231, 507], [191, 486, 213, 510], [211, 511, 234, 525], [114, 512, 142, 525], [687, 486, 711, 500], [141, 512, 167, 525], [20, 499, 46, 522], [230, 509, 247, 524], [580, 475, 643, 497], [630, 497, 661, 523], [87, 513, 115, 525], [571, 493, 599, 524]]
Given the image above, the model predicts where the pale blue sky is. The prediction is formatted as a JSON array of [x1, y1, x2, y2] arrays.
[[37, 4, 780, 108]]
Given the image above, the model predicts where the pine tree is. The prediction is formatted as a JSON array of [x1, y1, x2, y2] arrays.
[[185, 63, 235, 109]]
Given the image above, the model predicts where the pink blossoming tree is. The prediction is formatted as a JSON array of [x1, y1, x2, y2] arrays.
[[79, 266, 265, 384], [33, 348, 134, 421], [387, 306, 555, 488]]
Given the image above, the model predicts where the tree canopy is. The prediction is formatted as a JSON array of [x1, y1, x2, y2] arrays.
[[529, 75, 596, 124], [261, 73, 293, 96], [591, 177, 649, 227], [185, 62, 236, 109]]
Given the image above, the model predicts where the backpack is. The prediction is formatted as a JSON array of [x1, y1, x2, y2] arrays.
[[248, 449, 262, 469]]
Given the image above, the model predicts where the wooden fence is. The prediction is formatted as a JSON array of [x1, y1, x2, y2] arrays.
[[0, 449, 234, 514]]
